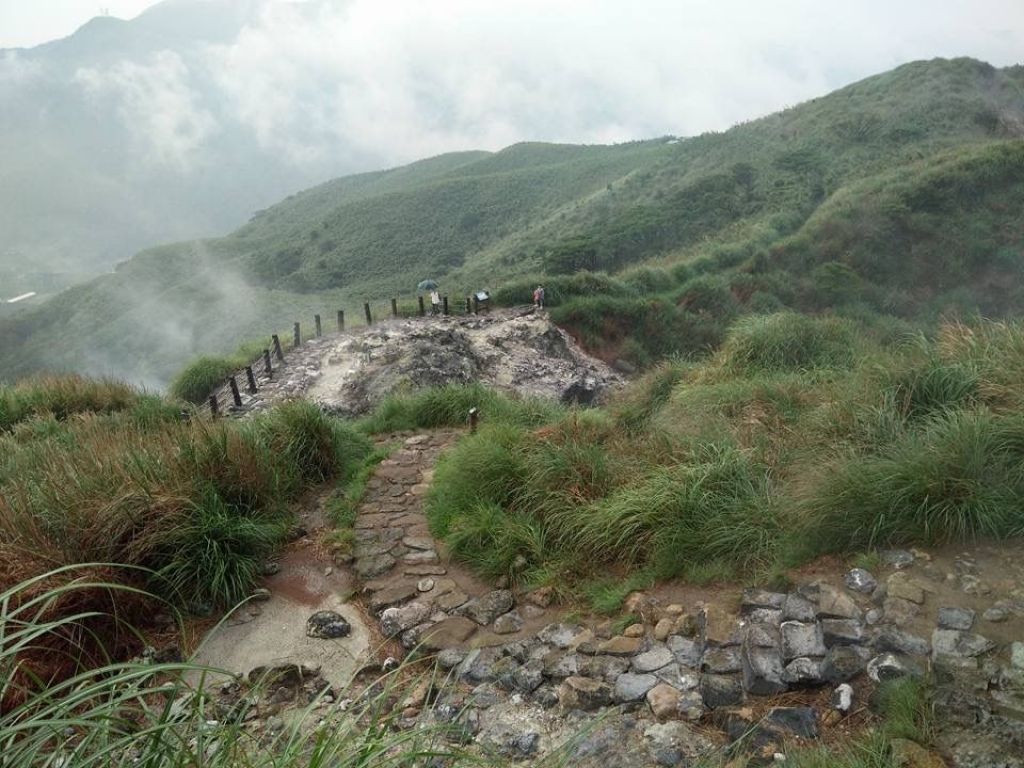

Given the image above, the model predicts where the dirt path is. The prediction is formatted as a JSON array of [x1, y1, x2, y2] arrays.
[[353, 430, 551, 651]]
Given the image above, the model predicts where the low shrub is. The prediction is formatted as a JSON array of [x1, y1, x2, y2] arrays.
[[571, 446, 778, 578], [169, 356, 241, 404], [169, 338, 281, 404], [0, 375, 142, 430], [612, 360, 691, 434], [719, 312, 856, 373], [0, 399, 370, 611], [359, 382, 561, 434], [803, 409, 1024, 555]]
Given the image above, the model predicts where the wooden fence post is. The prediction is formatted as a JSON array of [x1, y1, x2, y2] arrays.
[[272, 334, 284, 362], [391, 298, 398, 318], [229, 376, 243, 407], [466, 296, 472, 314], [364, 302, 373, 325], [245, 366, 258, 394], [442, 296, 449, 316], [293, 322, 301, 348], [469, 407, 479, 434], [209, 395, 219, 418], [314, 314, 322, 338], [337, 310, 345, 332], [263, 349, 273, 376], [418, 295, 425, 316]]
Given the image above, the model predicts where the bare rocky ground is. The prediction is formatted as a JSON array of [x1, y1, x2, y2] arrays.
[[197, 311, 1023, 765], [212, 308, 620, 417]]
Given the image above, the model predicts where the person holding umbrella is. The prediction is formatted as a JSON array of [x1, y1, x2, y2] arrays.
[[418, 279, 441, 315]]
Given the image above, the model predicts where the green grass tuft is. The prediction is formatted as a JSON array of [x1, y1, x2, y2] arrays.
[[719, 312, 856, 374]]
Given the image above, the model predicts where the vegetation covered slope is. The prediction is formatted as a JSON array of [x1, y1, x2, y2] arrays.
[[423, 316, 1024, 602], [1, 57, 1022, 387]]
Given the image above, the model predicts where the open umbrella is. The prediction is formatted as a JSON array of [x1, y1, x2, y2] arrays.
[[417, 279, 439, 291]]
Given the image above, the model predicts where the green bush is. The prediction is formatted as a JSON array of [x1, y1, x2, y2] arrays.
[[573, 446, 778, 578], [622, 267, 674, 294], [491, 271, 636, 308], [673, 274, 740, 317], [169, 338, 280, 404], [0, 375, 141, 430], [1, 394, 370, 612], [147, 487, 285, 608], [719, 312, 856, 373], [804, 409, 1024, 554], [359, 383, 561, 434], [169, 356, 242, 404], [613, 360, 691, 434]]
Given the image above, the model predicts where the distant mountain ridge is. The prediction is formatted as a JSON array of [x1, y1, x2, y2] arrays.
[[1, 57, 1023, 387]]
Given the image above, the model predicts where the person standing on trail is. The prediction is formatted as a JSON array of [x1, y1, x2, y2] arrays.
[[430, 289, 441, 314], [533, 284, 545, 310]]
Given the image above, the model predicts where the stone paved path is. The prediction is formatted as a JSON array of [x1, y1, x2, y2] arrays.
[[351, 430, 550, 653]]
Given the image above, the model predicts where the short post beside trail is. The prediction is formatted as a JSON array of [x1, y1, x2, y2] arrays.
[[272, 334, 284, 362], [263, 349, 273, 377], [245, 365, 258, 394], [293, 322, 301, 348], [314, 314, 322, 338], [209, 395, 219, 418], [364, 302, 372, 325], [442, 296, 449, 316], [391, 298, 398, 318], [337, 310, 345, 332], [465, 297, 471, 314], [469, 407, 479, 434], [229, 376, 243, 407], [418, 295, 425, 316]]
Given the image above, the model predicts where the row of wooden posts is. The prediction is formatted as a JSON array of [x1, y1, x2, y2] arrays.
[[208, 294, 489, 417]]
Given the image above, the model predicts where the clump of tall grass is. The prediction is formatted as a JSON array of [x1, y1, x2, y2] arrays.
[[359, 382, 562, 434], [0, 399, 370, 614], [169, 337, 288, 404], [802, 408, 1024, 555], [718, 312, 856, 374], [169, 355, 243, 404], [612, 359, 691, 435], [427, 409, 777, 594], [0, 375, 154, 431]]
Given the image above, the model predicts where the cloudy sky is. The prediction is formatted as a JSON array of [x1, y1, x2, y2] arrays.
[[3, 0, 1023, 157]]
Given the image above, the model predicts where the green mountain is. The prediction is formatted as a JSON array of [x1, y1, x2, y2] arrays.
[[2, 57, 1023, 387]]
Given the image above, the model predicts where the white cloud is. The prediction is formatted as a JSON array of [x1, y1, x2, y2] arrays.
[[75, 50, 219, 171], [199, 0, 1024, 169], [0, 50, 44, 86]]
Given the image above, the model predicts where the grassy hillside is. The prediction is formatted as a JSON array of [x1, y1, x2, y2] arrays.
[[1, 57, 1022, 387]]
